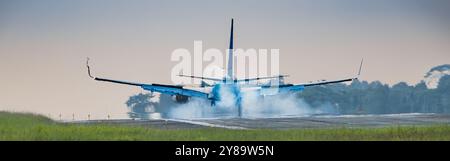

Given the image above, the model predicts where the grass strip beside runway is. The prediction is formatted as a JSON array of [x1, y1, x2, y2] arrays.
[[1, 112, 450, 141]]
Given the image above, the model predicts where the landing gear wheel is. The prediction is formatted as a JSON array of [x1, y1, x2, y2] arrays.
[[238, 105, 242, 118]]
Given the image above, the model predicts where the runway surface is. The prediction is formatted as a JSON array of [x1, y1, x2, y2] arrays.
[[69, 113, 450, 130]]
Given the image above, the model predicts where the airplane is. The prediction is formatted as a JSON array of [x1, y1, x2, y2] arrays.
[[86, 19, 363, 118]]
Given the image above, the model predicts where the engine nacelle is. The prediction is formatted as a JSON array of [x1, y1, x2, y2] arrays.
[[173, 95, 189, 103]]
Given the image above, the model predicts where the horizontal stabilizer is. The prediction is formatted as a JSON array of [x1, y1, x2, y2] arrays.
[[177, 74, 223, 82], [235, 75, 289, 82]]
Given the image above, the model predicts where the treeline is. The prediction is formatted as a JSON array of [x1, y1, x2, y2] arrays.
[[298, 75, 450, 114]]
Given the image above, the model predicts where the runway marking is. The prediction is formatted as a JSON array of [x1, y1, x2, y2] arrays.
[[164, 119, 249, 130]]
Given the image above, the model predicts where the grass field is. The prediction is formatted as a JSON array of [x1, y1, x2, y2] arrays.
[[1, 111, 450, 141]]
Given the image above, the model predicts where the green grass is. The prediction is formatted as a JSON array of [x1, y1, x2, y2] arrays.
[[1, 111, 450, 141]]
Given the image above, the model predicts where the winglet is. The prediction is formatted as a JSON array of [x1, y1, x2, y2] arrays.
[[355, 58, 363, 80], [86, 57, 95, 79]]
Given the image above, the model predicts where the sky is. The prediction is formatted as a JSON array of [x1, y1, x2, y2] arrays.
[[1, 0, 449, 119]]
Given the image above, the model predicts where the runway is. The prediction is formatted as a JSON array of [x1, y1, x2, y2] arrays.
[[70, 113, 450, 130]]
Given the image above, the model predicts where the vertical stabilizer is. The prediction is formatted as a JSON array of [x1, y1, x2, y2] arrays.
[[227, 19, 234, 80]]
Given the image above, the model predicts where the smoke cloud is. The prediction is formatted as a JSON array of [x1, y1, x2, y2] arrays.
[[160, 89, 337, 119]]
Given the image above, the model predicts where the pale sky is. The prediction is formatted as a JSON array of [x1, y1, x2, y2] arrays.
[[1, 0, 449, 119]]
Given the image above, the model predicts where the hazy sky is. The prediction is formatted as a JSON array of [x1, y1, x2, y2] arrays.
[[1, 0, 449, 119]]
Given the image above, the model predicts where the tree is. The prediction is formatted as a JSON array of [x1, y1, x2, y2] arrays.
[[125, 93, 156, 119], [436, 75, 450, 113]]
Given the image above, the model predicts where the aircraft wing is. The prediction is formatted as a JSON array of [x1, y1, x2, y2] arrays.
[[296, 77, 356, 87], [249, 77, 356, 95], [249, 59, 363, 95], [87, 59, 210, 99]]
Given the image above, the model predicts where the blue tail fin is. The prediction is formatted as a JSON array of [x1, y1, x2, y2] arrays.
[[227, 19, 234, 80]]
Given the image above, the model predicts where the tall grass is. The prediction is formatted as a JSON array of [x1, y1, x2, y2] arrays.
[[1, 111, 450, 141]]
